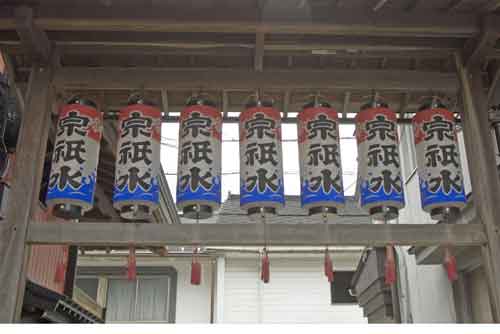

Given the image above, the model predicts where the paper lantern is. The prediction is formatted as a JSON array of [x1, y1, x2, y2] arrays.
[[355, 98, 405, 220], [298, 96, 344, 215], [412, 97, 466, 220], [113, 95, 162, 220], [46, 97, 102, 218], [239, 97, 285, 217], [176, 94, 222, 219]]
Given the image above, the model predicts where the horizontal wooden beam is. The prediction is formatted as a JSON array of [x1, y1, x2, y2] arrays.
[[0, 7, 485, 38], [26, 222, 486, 247], [53, 67, 460, 92]]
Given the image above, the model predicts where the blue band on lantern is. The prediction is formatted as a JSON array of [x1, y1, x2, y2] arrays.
[[239, 177, 285, 207], [300, 181, 345, 207], [46, 171, 97, 205], [419, 178, 466, 210], [177, 175, 221, 205], [359, 178, 405, 208], [113, 176, 160, 205]]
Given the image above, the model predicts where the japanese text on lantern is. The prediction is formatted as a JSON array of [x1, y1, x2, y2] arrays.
[[298, 107, 344, 209], [177, 106, 222, 207], [46, 104, 102, 211], [240, 108, 284, 209], [413, 108, 466, 211], [356, 109, 404, 209], [114, 105, 161, 208]]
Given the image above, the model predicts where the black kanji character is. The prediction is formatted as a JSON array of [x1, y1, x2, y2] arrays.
[[369, 169, 402, 194], [117, 166, 151, 191], [179, 166, 212, 191], [245, 168, 278, 192], [309, 169, 342, 193], [366, 115, 396, 141], [424, 144, 459, 168], [307, 143, 340, 167], [245, 142, 278, 166], [49, 166, 82, 190], [245, 113, 275, 139], [367, 144, 400, 168], [423, 115, 454, 141], [180, 141, 213, 165], [118, 141, 153, 165], [58, 111, 89, 137], [428, 169, 462, 194], [182, 112, 212, 138], [121, 112, 152, 138], [307, 114, 337, 140], [53, 139, 86, 164]]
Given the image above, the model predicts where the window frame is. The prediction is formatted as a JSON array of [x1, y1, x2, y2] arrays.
[[76, 266, 178, 323]]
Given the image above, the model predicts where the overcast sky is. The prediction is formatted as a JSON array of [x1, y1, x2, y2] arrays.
[[160, 122, 358, 203]]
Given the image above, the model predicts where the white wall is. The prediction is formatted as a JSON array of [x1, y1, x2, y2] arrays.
[[222, 253, 366, 324]]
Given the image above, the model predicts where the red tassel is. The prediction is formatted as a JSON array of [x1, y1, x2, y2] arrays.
[[261, 249, 270, 283], [127, 246, 137, 281], [384, 245, 396, 286], [444, 247, 458, 282], [54, 247, 68, 283], [324, 249, 334, 283], [191, 248, 201, 285]]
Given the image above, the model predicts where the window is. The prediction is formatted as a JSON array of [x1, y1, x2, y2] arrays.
[[106, 277, 171, 322], [76, 266, 177, 323], [330, 271, 357, 304]]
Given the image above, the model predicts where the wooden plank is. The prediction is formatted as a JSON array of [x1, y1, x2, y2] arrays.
[[26, 222, 486, 247], [53, 67, 460, 92], [0, 7, 482, 38], [455, 53, 500, 322], [0, 65, 53, 322], [482, 0, 500, 12]]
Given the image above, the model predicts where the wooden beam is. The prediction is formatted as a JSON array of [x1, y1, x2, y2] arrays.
[[14, 6, 51, 64], [462, 26, 499, 68], [26, 222, 486, 247], [0, 7, 483, 38], [53, 67, 460, 92], [487, 60, 500, 104], [455, 52, 500, 322], [0, 64, 53, 322]]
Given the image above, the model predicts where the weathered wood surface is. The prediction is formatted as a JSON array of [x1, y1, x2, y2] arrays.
[[0, 65, 53, 322], [26, 222, 486, 247]]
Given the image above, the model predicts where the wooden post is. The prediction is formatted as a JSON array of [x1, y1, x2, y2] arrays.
[[0, 64, 53, 322], [454, 52, 500, 322]]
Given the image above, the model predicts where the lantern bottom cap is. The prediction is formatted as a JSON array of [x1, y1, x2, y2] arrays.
[[308, 206, 338, 216], [369, 206, 399, 222], [52, 203, 82, 219], [247, 207, 276, 218], [183, 204, 213, 220], [120, 204, 152, 221], [430, 206, 461, 221]]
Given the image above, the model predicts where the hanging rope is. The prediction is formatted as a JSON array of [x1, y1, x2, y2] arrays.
[[127, 245, 137, 281], [260, 211, 270, 283], [384, 244, 396, 286], [323, 212, 334, 283], [54, 246, 68, 283], [191, 206, 202, 285]]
